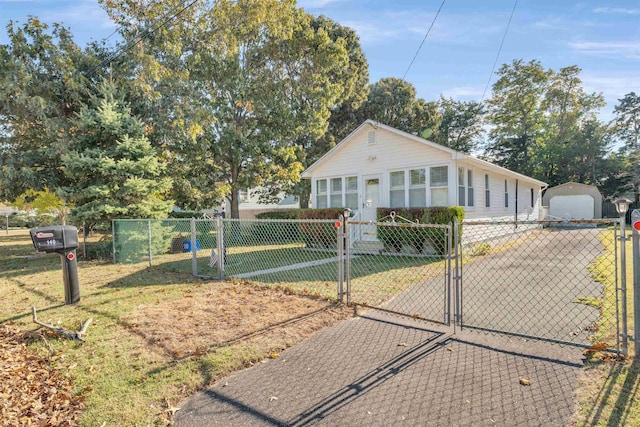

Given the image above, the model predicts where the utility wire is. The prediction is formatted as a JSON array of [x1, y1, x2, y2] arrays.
[[87, 0, 201, 78], [98, 0, 163, 45], [480, 0, 518, 102], [402, 0, 446, 81]]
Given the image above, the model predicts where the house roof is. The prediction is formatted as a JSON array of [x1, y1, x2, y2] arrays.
[[302, 120, 548, 187], [545, 182, 600, 192]]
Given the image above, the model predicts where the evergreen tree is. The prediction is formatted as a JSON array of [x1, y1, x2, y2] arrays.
[[61, 81, 173, 228]]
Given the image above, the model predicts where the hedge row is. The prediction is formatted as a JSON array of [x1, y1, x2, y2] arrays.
[[376, 207, 464, 255]]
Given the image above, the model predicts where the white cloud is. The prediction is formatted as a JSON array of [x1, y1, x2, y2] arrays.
[[593, 7, 640, 15], [441, 86, 484, 100], [569, 40, 640, 60]]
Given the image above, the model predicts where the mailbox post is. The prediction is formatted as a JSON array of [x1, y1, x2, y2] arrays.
[[30, 225, 80, 304]]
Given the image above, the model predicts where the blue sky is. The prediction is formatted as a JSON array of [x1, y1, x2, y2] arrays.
[[1, 0, 638, 121]]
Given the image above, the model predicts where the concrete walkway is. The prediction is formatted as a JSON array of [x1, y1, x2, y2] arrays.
[[174, 310, 584, 426]]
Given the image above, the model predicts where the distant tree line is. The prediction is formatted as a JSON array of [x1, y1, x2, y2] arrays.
[[0, 0, 637, 226]]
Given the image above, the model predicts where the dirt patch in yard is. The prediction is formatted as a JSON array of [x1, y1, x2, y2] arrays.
[[124, 281, 353, 359]]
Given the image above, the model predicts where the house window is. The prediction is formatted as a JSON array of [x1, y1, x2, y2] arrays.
[[458, 167, 465, 206], [239, 189, 250, 202], [345, 176, 358, 210], [504, 180, 509, 208], [467, 170, 474, 207], [430, 166, 448, 206], [316, 179, 327, 208], [330, 178, 342, 207], [409, 168, 426, 207], [485, 174, 490, 208], [390, 171, 405, 208]]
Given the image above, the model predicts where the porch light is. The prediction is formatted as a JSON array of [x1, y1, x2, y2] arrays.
[[614, 198, 632, 216]]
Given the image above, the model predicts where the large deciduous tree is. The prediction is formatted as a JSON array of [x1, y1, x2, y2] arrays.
[[358, 78, 438, 135], [431, 97, 485, 153], [485, 59, 551, 176], [61, 81, 173, 228], [101, 0, 352, 218]]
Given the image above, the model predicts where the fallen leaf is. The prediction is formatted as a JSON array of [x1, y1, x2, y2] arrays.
[[398, 342, 407, 347], [519, 378, 531, 386], [269, 396, 278, 402]]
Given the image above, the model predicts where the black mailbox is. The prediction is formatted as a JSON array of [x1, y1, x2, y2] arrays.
[[30, 225, 79, 253], [29, 225, 80, 305]]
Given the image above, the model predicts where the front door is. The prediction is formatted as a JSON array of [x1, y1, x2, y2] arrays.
[[362, 174, 382, 225]]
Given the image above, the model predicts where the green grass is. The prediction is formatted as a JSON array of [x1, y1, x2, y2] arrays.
[[573, 230, 639, 426]]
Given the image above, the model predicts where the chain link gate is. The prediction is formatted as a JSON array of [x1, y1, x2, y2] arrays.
[[453, 219, 622, 354], [344, 219, 453, 325]]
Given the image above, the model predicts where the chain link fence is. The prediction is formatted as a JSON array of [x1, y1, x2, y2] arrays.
[[346, 221, 452, 325], [113, 216, 623, 353], [457, 219, 620, 351]]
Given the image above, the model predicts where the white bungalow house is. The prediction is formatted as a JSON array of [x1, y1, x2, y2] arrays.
[[301, 120, 548, 223]]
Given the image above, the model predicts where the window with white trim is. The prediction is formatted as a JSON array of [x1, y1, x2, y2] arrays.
[[485, 174, 490, 208], [430, 166, 448, 206], [458, 167, 466, 206], [316, 179, 327, 208], [390, 171, 405, 208], [409, 168, 426, 207], [345, 176, 358, 210], [504, 179, 509, 208], [239, 189, 250, 202], [330, 178, 342, 207], [467, 169, 474, 207]]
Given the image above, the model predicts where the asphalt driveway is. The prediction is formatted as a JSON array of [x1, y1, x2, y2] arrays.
[[174, 310, 584, 426]]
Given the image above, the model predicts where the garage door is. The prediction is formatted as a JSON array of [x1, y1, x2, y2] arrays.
[[549, 195, 594, 219]]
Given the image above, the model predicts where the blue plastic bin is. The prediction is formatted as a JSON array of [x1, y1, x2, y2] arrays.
[[182, 239, 201, 252]]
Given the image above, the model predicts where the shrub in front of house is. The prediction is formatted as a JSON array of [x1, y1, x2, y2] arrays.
[[376, 207, 464, 255], [299, 208, 344, 249]]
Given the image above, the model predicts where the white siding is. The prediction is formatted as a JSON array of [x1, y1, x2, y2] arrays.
[[310, 127, 452, 178]]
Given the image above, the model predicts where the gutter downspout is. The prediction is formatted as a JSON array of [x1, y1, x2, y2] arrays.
[[540, 184, 549, 220]]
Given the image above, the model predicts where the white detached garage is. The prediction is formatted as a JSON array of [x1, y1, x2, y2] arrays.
[[542, 182, 603, 220]]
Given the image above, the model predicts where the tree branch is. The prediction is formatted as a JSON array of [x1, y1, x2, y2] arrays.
[[31, 306, 92, 343]]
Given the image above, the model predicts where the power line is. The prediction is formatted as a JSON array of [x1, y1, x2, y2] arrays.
[[402, 0, 446, 81], [87, 0, 202, 78], [480, 0, 518, 102]]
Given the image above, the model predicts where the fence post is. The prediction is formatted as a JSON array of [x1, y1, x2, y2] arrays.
[[217, 216, 225, 280], [190, 218, 197, 277], [619, 218, 629, 356], [337, 215, 344, 303], [453, 219, 462, 328], [631, 209, 640, 357], [446, 224, 452, 327], [112, 220, 116, 264], [345, 213, 351, 305], [147, 220, 153, 268]]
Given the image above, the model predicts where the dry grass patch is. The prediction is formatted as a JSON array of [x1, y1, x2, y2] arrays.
[[124, 282, 351, 358]]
